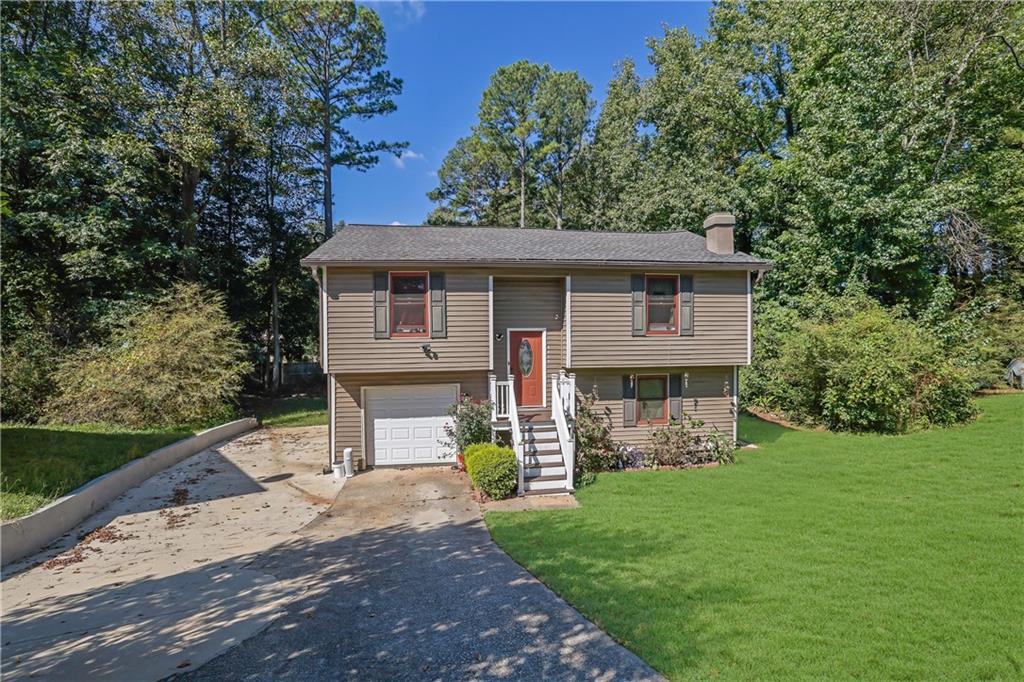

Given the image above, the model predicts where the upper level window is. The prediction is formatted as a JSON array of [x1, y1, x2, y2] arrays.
[[637, 375, 668, 424], [646, 275, 678, 334], [390, 272, 428, 336]]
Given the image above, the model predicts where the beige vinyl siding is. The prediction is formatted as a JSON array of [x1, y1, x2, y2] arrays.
[[326, 267, 490, 373], [575, 366, 736, 446], [334, 371, 489, 468], [570, 270, 749, 368], [492, 277, 565, 406]]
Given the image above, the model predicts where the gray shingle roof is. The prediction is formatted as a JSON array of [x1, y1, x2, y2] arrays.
[[301, 224, 769, 268]]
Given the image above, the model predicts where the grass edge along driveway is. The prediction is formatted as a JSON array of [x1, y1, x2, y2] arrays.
[[0, 424, 191, 520], [486, 394, 1023, 681]]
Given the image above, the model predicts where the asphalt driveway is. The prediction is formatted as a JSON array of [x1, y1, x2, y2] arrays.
[[178, 467, 662, 681]]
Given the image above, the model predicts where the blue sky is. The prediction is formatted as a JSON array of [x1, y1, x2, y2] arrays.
[[336, 1, 711, 226]]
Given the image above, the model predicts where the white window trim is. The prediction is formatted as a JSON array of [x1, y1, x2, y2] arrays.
[[506, 327, 547, 408]]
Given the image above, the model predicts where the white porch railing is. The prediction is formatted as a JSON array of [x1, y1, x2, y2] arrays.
[[489, 374, 524, 493], [489, 374, 511, 421], [550, 371, 576, 491]]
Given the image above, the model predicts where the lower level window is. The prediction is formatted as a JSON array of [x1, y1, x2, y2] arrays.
[[391, 272, 428, 336], [637, 375, 668, 424]]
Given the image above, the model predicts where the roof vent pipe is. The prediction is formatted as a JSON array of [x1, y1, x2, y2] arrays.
[[703, 212, 735, 255]]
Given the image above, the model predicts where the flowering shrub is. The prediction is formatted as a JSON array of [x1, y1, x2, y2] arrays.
[[647, 415, 735, 468], [443, 395, 493, 454], [574, 389, 619, 486]]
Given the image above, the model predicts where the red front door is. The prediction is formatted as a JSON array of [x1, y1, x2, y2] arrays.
[[510, 330, 544, 407]]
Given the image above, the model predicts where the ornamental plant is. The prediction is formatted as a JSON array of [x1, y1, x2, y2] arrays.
[[443, 396, 493, 454], [464, 444, 517, 500], [573, 388, 619, 486], [647, 414, 735, 468]]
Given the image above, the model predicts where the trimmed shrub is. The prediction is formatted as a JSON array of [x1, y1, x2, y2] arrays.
[[443, 396, 493, 454], [465, 444, 517, 500], [574, 389, 618, 486], [43, 283, 247, 428]]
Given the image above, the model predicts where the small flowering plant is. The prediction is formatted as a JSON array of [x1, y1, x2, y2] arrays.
[[442, 395, 493, 455]]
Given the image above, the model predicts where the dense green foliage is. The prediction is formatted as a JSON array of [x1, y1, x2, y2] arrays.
[[464, 443, 518, 500], [443, 396, 493, 454], [487, 395, 1023, 680], [1, 1, 402, 422], [430, 1, 1024, 430], [44, 283, 248, 429], [0, 423, 190, 520]]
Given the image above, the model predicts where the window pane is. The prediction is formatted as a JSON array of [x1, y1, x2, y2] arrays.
[[637, 378, 666, 401], [392, 275, 426, 296], [648, 301, 676, 331], [638, 399, 666, 422], [393, 300, 426, 333], [647, 277, 675, 298]]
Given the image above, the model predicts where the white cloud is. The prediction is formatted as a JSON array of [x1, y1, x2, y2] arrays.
[[389, 221, 404, 226], [367, 1, 426, 26], [393, 149, 424, 169]]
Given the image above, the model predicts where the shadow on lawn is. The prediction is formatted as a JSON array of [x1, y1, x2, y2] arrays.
[[4, 515, 665, 681]]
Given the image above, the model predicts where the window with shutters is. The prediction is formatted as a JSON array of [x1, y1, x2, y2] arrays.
[[637, 375, 669, 424], [390, 272, 428, 336], [645, 275, 679, 334]]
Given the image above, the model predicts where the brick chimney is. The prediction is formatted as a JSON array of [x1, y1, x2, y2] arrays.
[[703, 212, 735, 255]]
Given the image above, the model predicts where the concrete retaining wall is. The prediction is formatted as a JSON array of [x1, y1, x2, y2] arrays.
[[1, 417, 258, 566]]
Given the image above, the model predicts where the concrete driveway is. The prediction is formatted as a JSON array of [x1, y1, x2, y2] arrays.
[[1, 426, 342, 682], [177, 467, 662, 681]]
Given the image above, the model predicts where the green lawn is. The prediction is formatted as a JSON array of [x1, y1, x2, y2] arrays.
[[0, 424, 190, 520], [487, 394, 1024, 680], [259, 396, 327, 427]]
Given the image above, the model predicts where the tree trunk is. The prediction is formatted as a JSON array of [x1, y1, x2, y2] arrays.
[[322, 114, 333, 238], [181, 164, 200, 279], [519, 162, 526, 228], [271, 279, 281, 395]]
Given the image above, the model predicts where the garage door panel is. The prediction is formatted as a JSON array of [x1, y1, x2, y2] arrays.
[[366, 384, 458, 466]]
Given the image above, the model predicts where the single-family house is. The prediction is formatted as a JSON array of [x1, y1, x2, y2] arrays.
[[301, 213, 770, 495]]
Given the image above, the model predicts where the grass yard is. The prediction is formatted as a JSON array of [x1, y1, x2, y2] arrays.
[[259, 396, 327, 427], [0, 424, 190, 520], [487, 394, 1024, 680]]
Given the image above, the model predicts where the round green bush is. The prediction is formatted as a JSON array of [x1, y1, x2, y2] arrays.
[[464, 444, 517, 500]]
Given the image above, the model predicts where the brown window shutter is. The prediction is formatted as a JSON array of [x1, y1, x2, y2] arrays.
[[622, 375, 637, 427], [429, 272, 446, 339], [373, 271, 389, 339], [679, 275, 694, 336], [669, 373, 682, 422], [631, 274, 645, 336]]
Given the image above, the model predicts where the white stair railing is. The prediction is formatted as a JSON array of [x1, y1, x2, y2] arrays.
[[550, 372, 576, 491], [489, 373, 511, 420], [508, 384, 524, 494]]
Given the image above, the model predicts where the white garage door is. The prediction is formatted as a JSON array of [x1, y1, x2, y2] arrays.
[[365, 384, 458, 466]]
